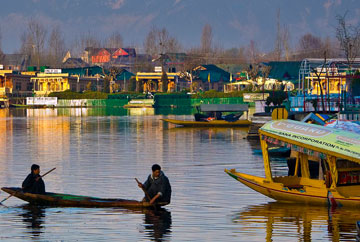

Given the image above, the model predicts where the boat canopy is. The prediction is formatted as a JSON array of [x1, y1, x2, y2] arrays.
[[259, 120, 360, 163], [200, 104, 248, 112]]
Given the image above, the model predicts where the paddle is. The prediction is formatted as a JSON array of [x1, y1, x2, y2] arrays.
[[135, 178, 152, 202], [135, 178, 157, 209], [0, 167, 56, 205]]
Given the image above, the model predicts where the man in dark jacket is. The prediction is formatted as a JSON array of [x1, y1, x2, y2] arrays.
[[22, 164, 45, 194], [138, 164, 171, 204]]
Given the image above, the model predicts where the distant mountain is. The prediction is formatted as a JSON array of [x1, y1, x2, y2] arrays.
[[0, 0, 359, 53]]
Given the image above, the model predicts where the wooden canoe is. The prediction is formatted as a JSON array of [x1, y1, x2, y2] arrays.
[[1, 187, 168, 208], [161, 118, 252, 127]]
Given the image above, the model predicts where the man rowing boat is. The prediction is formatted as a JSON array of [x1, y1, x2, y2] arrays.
[[22, 164, 45, 194], [138, 164, 172, 205]]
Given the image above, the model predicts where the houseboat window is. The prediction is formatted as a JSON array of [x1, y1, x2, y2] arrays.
[[15, 82, 21, 91], [337, 159, 360, 186], [71, 84, 76, 92], [26, 83, 32, 91]]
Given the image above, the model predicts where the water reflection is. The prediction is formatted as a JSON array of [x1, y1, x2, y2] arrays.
[[143, 208, 172, 242], [233, 202, 360, 241], [154, 107, 195, 116], [16, 204, 172, 241], [19, 205, 45, 237]]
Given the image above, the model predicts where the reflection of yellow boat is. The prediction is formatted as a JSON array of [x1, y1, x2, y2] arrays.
[[225, 119, 360, 207], [233, 202, 360, 241], [162, 118, 252, 127]]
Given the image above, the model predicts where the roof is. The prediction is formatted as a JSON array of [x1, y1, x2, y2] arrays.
[[1, 54, 30, 70], [194, 64, 230, 83], [266, 61, 301, 82], [200, 104, 249, 112], [86, 47, 136, 57], [260, 120, 360, 163], [62, 66, 103, 77], [164, 53, 186, 64], [62, 58, 89, 68], [217, 64, 248, 74], [116, 70, 135, 81]]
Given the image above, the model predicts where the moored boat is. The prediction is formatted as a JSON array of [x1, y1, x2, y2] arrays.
[[162, 104, 252, 127], [161, 118, 251, 127], [225, 119, 360, 207], [1, 187, 168, 208]]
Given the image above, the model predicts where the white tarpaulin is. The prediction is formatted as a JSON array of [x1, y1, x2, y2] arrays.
[[325, 120, 360, 134]]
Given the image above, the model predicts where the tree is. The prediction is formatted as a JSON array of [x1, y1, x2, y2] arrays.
[[27, 18, 47, 68], [200, 24, 213, 64], [161, 71, 168, 92], [311, 51, 327, 112], [71, 31, 102, 57], [247, 40, 260, 63], [336, 13, 360, 69], [128, 76, 137, 92], [106, 32, 123, 48], [274, 9, 283, 61], [297, 33, 323, 58], [201, 24, 212, 54], [246, 63, 260, 91], [19, 31, 35, 65], [260, 65, 272, 99], [282, 25, 291, 61], [48, 25, 66, 67], [102, 67, 120, 93], [273, 9, 292, 61], [144, 26, 181, 57], [0, 25, 2, 54]]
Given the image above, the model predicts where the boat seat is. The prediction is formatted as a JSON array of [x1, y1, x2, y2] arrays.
[[285, 184, 304, 190]]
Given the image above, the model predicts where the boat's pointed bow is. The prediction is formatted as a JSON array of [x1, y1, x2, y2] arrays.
[[1, 187, 21, 195], [224, 168, 239, 180]]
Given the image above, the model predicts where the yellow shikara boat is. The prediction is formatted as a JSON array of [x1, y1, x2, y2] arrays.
[[225, 119, 360, 207], [162, 104, 252, 127], [161, 118, 252, 127]]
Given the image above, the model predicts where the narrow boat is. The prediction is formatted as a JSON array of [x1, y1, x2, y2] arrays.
[[225, 119, 360, 207], [161, 118, 251, 127], [10, 104, 48, 108], [162, 104, 252, 127], [1, 187, 168, 208]]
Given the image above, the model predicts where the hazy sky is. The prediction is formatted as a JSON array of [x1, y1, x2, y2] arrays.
[[0, 0, 359, 53]]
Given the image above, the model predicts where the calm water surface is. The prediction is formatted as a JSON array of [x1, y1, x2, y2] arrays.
[[0, 108, 359, 241]]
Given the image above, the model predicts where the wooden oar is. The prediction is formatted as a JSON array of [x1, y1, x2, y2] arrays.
[[0, 167, 56, 205], [135, 178, 157, 209], [135, 178, 152, 201]]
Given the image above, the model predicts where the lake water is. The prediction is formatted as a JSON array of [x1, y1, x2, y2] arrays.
[[0, 107, 360, 241]]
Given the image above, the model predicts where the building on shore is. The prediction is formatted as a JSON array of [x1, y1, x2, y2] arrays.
[[30, 70, 107, 96], [0, 70, 33, 97], [136, 69, 183, 92], [190, 65, 230, 92], [0, 54, 30, 71]]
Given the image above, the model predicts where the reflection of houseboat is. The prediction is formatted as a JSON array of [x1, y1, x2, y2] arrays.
[[162, 104, 251, 127], [225, 119, 360, 207], [234, 202, 360, 241], [0, 97, 9, 108]]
